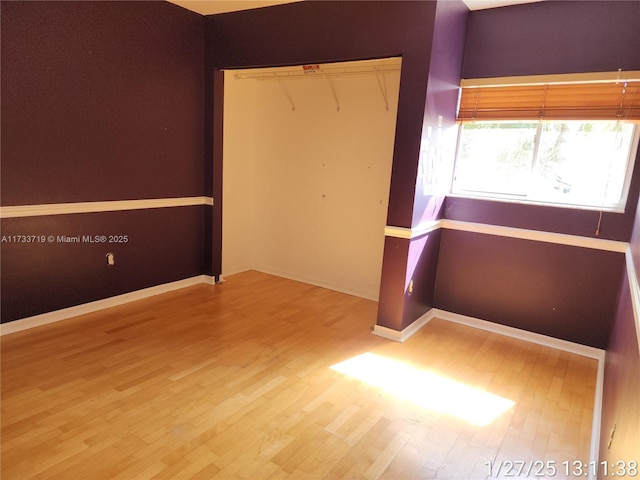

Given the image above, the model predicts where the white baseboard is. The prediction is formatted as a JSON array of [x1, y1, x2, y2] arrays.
[[624, 246, 640, 358], [221, 265, 253, 278], [372, 307, 604, 360], [590, 354, 605, 480], [431, 308, 605, 360], [0, 275, 216, 336], [372, 310, 435, 342], [251, 266, 380, 302]]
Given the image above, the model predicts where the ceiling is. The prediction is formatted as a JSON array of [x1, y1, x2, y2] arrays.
[[167, 0, 545, 15], [167, 1, 301, 15]]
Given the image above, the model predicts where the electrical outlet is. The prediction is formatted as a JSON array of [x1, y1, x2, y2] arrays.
[[106, 253, 115, 266]]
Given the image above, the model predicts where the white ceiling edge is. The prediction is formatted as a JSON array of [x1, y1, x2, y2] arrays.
[[463, 0, 545, 10], [167, 0, 546, 15]]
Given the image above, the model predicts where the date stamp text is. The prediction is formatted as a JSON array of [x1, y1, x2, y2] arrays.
[[486, 459, 637, 477]]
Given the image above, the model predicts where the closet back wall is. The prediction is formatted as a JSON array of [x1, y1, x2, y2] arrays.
[[223, 64, 400, 300]]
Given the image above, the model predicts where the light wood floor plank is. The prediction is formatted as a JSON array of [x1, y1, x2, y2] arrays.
[[1, 271, 596, 479]]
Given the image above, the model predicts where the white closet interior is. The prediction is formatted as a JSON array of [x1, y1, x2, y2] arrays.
[[222, 57, 401, 300]]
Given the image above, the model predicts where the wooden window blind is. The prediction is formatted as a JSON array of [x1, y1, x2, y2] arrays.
[[457, 77, 640, 122]]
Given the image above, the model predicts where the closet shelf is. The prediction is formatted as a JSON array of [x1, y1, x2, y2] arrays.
[[232, 59, 401, 112], [234, 63, 400, 81]]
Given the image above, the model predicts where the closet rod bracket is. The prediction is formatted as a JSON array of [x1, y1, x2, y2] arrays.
[[277, 79, 296, 111], [323, 73, 340, 112], [375, 69, 389, 111]]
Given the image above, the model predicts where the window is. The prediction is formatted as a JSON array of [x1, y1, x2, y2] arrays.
[[453, 74, 640, 211], [452, 120, 638, 211]]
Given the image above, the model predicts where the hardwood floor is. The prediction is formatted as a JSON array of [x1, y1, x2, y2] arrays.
[[1, 271, 597, 479]]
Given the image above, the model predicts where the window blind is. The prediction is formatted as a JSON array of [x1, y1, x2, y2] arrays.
[[457, 77, 640, 122]]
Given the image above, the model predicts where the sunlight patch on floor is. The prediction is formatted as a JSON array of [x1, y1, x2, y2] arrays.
[[330, 352, 515, 426]]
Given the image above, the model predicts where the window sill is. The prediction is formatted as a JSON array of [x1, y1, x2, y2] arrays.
[[446, 193, 626, 214]]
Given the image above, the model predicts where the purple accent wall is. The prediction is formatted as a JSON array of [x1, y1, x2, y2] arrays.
[[377, 238, 411, 331], [413, 0, 468, 228], [462, 0, 640, 79], [599, 272, 640, 470], [599, 185, 640, 465], [376, 231, 443, 332], [402, 231, 443, 329], [434, 230, 624, 349], [1, 1, 206, 322], [397, 0, 468, 329]]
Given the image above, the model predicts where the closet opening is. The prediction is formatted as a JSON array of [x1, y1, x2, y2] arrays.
[[222, 57, 402, 301]]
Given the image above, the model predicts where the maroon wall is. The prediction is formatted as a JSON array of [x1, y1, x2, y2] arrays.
[[2, 208, 204, 321], [400, 0, 468, 329], [1, 1, 205, 322], [2, 1, 205, 205]]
